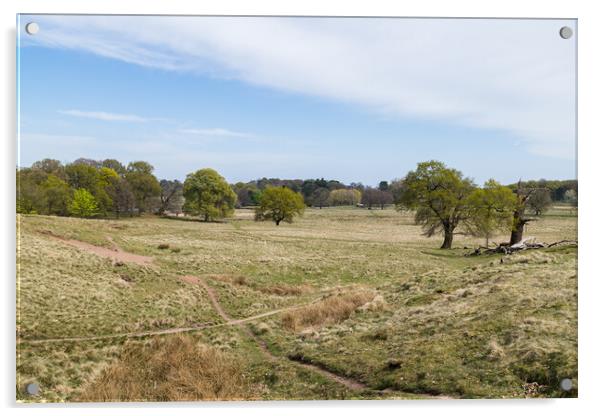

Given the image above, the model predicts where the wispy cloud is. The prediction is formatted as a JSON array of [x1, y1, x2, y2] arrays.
[[178, 128, 254, 138], [25, 16, 576, 158], [58, 109, 150, 122]]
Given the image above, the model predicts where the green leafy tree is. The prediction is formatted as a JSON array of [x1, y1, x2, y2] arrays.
[[396, 160, 475, 249], [17, 168, 48, 214], [125, 161, 161, 214], [466, 180, 515, 246], [69, 188, 99, 218], [41, 174, 72, 216], [183, 168, 237, 221], [65, 163, 100, 190], [255, 186, 305, 225]]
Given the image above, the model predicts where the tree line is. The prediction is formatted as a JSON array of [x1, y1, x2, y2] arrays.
[[17, 158, 577, 249], [17, 158, 183, 218]]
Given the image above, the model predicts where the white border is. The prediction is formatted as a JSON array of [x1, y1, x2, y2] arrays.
[[2, 1, 600, 415]]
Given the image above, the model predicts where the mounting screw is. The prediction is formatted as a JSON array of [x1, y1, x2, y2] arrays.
[[559, 26, 573, 39], [560, 378, 573, 391], [26, 383, 39, 396], [25, 22, 39, 35]]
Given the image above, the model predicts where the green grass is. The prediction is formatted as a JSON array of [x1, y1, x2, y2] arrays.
[[16, 206, 577, 401]]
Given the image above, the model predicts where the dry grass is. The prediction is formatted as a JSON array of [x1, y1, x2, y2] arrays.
[[282, 291, 375, 331], [77, 335, 251, 402], [259, 283, 311, 296], [17, 206, 577, 400]]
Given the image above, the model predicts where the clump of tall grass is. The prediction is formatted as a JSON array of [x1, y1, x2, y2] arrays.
[[77, 335, 251, 402], [282, 291, 374, 331]]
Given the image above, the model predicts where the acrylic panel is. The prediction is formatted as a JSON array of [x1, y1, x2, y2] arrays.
[[16, 15, 577, 402]]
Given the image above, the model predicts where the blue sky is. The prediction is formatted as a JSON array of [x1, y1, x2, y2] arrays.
[[17, 15, 576, 186]]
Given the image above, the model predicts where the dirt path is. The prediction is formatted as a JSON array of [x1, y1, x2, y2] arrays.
[[19, 295, 318, 345], [40, 231, 153, 266], [193, 276, 454, 398], [192, 275, 369, 392]]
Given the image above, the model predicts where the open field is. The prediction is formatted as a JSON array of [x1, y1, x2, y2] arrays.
[[16, 206, 577, 401]]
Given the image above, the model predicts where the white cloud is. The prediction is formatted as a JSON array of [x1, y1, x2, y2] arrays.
[[178, 128, 254, 138], [24, 16, 576, 158], [58, 109, 150, 122]]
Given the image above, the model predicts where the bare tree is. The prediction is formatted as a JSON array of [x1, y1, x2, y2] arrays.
[[159, 179, 183, 215]]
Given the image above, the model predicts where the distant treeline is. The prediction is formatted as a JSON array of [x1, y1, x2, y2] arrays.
[[17, 157, 577, 220], [508, 179, 577, 203], [233, 178, 396, 209]]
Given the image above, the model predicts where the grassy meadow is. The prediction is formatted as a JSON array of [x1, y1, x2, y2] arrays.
[[16, 206, 577, 402]]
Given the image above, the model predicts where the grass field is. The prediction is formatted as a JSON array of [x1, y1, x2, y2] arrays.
[[16, 206, 577, 402]]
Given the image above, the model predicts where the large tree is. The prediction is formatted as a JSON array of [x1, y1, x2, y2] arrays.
[[183, 168, 237, 221], [396, 160, 475, 249], [466, 179, 516, 246], [255, 186, 305, 225], [125, 161, 161, 214], [508, 181, 548, 245]]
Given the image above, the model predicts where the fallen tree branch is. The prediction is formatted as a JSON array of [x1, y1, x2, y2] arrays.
[[466, 238, 577, 256]]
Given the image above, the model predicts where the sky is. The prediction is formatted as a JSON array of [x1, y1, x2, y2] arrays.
[[17, 15, 576, 186]]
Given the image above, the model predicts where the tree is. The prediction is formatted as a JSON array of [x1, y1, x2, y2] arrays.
[[73, 158, 102, 168], [31, 158, 66, 179], [158, 179, 184, 215], [125, 161, 161, 214], [65, 163, 100, 190], [183, 168, 237, 221], [255, 186, 305, 225], [17, 168, 47, 214], [377, 190, 393, 209], [102, 159, 126, 175], [396, 160, 475, 249], [466, 180, 515, 246], [41, 174, 72, 216], [361, 187, 392, 209], [508, 181, 545, 245], [69, 188, 98, 218], [328, 189, 362, 206], [106, 176, 136, 218], [310, 188, 330, 209], [526, 188, 553, 216], [378, 181, 389, 191], [361, 187, 380, 209]]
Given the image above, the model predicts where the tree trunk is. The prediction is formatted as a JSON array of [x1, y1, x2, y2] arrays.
[[510, 222, 525, 245], [441, 229, 454, 249], [204, 213, 209, 222], [510, 208, 526, 245], [275, 219, 281, 226]]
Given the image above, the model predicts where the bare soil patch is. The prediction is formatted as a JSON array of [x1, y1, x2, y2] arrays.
[[39, 231, 153, 266]]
